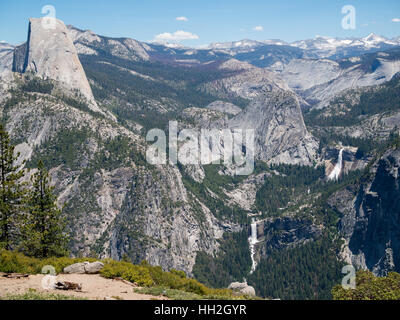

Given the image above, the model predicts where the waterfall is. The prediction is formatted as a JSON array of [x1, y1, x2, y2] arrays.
[[328, 148, 344, 181], [249, 220, 258, 274]]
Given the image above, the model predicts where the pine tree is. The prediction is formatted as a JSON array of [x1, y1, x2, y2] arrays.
[[0, 124, 26, 250], [22, 161, 68, 258]]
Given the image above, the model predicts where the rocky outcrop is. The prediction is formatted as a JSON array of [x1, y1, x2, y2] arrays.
[[228, 282, 256, 296], [206, 101, 242, 116], [329, 148, 400, 276], [12, 18, 102, 113]]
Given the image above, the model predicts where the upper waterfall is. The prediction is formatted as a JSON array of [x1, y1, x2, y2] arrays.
[[328, 148, 344, 181]]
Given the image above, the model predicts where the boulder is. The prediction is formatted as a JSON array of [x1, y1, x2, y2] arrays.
[[84, 261, 104, 274], [228, 282, 256, 296], [63, 262, 88, 274], [63, 261, 104, 274]]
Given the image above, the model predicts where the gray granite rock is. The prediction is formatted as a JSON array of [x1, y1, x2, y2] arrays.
[[63, 262, 88, 274], [228, 282, 256, 296]]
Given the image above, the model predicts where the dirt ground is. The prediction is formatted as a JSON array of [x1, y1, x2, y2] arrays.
[[0, 274, 168, 300]]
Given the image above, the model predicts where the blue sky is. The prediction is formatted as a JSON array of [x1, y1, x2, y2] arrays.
[[1, 0, 400, 46]]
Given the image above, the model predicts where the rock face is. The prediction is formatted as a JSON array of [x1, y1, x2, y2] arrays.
[[12, 18, 100, 112], [228, 282, 256, 296], [106, 166, 231, 274], [329, 148, 400, 276], [0, 42, 14, 75], [206, 101, 242, 116], [229, 89, 318, 165]]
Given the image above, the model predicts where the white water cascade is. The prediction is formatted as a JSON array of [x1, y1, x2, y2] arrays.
[[249, 220, 259, 274], [328, 148, 344, 181]]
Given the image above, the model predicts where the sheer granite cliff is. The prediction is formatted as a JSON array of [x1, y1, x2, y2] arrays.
[[12, 18, 101, 113], [329, 148, 400, 276]]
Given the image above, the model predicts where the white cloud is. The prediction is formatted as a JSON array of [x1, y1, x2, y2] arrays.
[[154, 30, 199, 42], [392, 18, 400, 23], [176, 16, 189, 22], [253, 25, 264, 32]]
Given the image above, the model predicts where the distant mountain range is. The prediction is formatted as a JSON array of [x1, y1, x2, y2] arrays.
[[4, 30, 400, 69], [67, 27, 400, 68]]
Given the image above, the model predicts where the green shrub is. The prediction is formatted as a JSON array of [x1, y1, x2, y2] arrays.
[[332, 270, 400, 300], [170, 269, 186, 279], [100, 260, 154, 287], [0, 250, 97, 274]]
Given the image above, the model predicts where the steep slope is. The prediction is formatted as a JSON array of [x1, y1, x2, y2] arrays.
[[67, 25, 151, 62], [0, 42, 14, 74], [329, 146, 400, 276]]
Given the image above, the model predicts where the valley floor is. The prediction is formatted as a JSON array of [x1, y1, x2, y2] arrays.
[[0, 274, 168, 300]]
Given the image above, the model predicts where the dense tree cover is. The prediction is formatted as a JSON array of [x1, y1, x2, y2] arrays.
[[317, 130, 400, 159], [247, 237, 344, 300], [0, 126, 67, 257], [20, 161, 68, 258], [317, 133, 378, 158], [0, 124, 27, 250], [20, 76, 54, 94], [28, 128, 92, 171], [255, 164, 325, 215], [79, 53, 249, 131], [58, 93, 98, 117], [93, 135, 147, 170], [81, 53, 242, 108], [304, 74, 400, 128], [332, 270, 400, 300], [192, 230, 252, 288]]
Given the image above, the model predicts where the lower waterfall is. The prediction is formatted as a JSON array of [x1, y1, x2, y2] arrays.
[[249, 220, 258, 274]]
